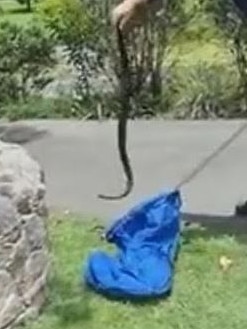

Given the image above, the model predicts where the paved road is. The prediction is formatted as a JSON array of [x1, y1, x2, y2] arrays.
[[5, 119, 247, 223]]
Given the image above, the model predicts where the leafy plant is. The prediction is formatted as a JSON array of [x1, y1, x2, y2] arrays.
[[38, 0, 189, 119], [0, 95, 75, 121], [204, 0, 247, 113], [0, 21, 56, 105], [38, 0, 108, 117], [165, 61, 240, 119]]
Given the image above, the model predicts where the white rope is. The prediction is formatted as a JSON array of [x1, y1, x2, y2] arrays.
[[175, 121, 247, 190]]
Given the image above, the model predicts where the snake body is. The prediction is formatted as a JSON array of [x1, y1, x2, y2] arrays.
[[98, 25, 134, 200]]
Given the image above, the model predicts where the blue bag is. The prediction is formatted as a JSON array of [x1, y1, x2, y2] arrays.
[[84, 190, 182, 299]]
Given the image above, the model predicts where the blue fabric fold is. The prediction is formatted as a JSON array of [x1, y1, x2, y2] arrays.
[[84, 190, 182, 299]]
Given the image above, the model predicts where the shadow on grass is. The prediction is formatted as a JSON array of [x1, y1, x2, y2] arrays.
[[46, 274, 93, 326], [182, 212, 247, 244], [3, 7, 32, 15], [83, 282, 172, 306]]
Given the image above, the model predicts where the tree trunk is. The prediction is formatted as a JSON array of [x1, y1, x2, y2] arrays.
[[26, 0, 32, 12]]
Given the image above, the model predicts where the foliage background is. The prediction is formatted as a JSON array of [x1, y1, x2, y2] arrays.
[[0, 0, 247, 119]]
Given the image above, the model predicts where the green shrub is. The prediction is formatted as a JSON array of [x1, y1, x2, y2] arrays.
[[38, 0, 111, 115], [38, 0, 188, 119], [164, 61, 241, 119], [0, 20, 56, 105], [204, 0, 247, 112], [0, 96, 75, 121]]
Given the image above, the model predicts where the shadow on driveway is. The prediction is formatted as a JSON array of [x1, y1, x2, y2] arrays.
[[182, 212, 247, 244]]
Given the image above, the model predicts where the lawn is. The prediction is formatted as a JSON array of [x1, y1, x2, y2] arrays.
[[24, 214, 247, 329], [0, 0, 35, 25]]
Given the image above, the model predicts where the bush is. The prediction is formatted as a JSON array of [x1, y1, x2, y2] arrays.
[[0, 20, 56, 105], [164, 61, 241, 119], [34, 0, 247, 120], [204, 0, 247, 113], [38, 0, 110, 117], [0, 96, 75, 121], [155, 0, 247, 119], [38, 0, 188, 119]]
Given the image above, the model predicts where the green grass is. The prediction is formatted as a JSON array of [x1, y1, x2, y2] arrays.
[[0, 0, 36, 25], [24, 215, 247, 329]]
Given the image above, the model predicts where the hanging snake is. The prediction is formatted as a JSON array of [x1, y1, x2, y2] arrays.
[[98, 23, 134, 200]]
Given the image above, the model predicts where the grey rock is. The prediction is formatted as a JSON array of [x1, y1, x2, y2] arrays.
[[0, 141, 46, 214], [0, 271, 16, 310], [23, 267, 48, 310], [0, 293, 23, 329], [23, 215, 46, 251], [0, 183, 14, 199], [6, 232, 28, 286], [0, 196, 19, 240], [0, 243, 13, 269], [0, 271, 23, 329], [0, 171, 14, 183], [0, 141, 49, 329], [24, 251, 48, 291], [16, 187, 33, 215], [14, 307, 38, 327]]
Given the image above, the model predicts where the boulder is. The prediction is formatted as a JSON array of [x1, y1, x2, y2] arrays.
[[0, 141, 49, 329]]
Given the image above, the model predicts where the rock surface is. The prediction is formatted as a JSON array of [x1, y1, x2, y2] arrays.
[[0, 141, 49, 329]]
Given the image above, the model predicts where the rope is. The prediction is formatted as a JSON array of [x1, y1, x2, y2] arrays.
[[175, 120, 247, 190]]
